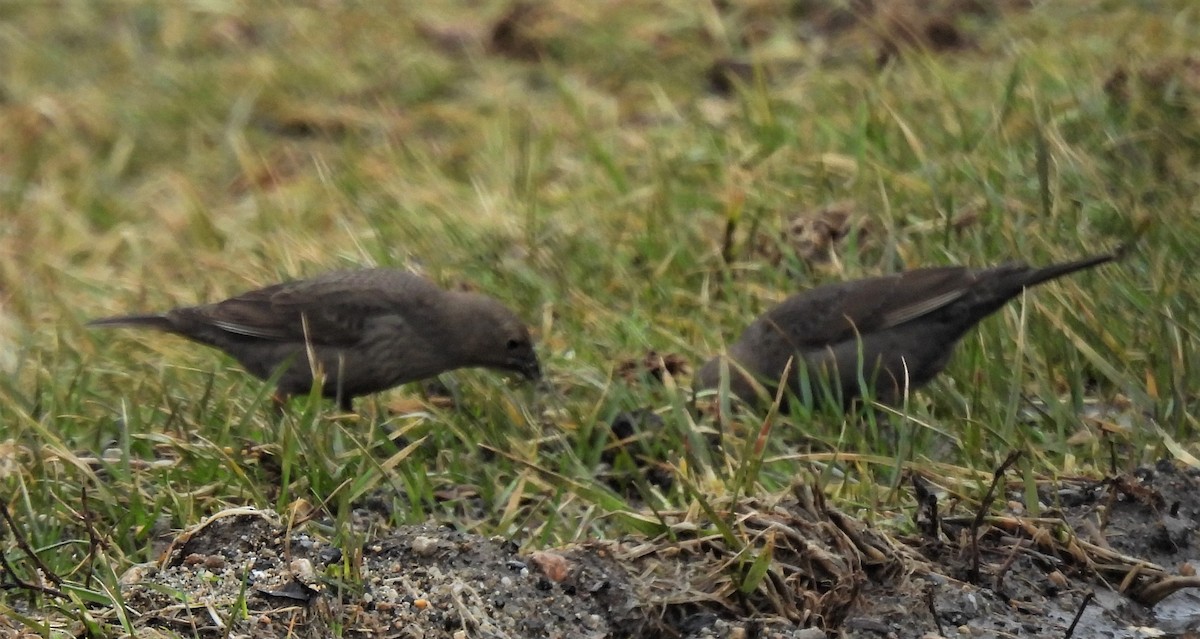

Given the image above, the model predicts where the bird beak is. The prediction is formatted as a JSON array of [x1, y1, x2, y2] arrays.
[[521, 358, 542, 381]]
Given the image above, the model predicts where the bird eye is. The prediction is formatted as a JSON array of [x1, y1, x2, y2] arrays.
[[506, 338, 524, 351]]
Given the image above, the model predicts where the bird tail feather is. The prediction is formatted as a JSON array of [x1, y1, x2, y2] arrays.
[[86, 314, 174, 331], [1020, 249, 1124, 289]]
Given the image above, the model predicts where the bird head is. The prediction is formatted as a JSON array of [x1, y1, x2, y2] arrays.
[[501, 331, 541, 381], [455, 293, 541, 381]]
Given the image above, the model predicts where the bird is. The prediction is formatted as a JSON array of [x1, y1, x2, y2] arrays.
[[88, 268, 541, 411], [695, 250, 1123, 410]]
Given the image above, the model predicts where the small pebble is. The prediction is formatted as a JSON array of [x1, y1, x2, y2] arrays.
[[118, 563, 156, 586], [290, 558, 316, 584], [412, 536, 439, 556]]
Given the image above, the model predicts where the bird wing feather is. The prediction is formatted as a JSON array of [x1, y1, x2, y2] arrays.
[[765, 266, 980, 348], [879, 284, 968, 326], [182, 269, 437, 346]]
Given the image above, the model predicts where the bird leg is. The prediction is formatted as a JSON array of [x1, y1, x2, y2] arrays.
[[274, 388, 355, 415], [271, 391, 291, 414]]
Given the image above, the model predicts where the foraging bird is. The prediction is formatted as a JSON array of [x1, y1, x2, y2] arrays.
[[695, 251, 1122, 409], [88, 269, 541, 411]]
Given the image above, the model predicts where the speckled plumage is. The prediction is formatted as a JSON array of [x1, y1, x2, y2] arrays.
[[89, 269, 540, 410], [696, 252, 1120, 409]]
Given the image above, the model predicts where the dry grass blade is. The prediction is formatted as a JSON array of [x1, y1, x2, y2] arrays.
[[624, 482, 925, 630]]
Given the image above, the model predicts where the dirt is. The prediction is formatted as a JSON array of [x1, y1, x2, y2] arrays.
[[10, 461, 1193, 638]]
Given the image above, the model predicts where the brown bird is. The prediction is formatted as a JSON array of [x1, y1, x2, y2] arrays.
[[89, 269, 541, 411], [695, 251, 1122, 409]]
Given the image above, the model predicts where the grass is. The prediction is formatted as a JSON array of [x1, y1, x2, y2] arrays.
[[1, 0, 1198, 633]]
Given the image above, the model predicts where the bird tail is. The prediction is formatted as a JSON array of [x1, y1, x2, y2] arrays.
[[86, 314, 174, 331], [1019, 247, 1126, 289]]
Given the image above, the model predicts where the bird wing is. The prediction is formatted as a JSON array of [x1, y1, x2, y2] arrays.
[[184, 269, 438, 346], [764, 265, 982, 348]]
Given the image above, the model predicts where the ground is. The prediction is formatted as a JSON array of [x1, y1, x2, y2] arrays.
[[5, 461, 1193, 638]]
